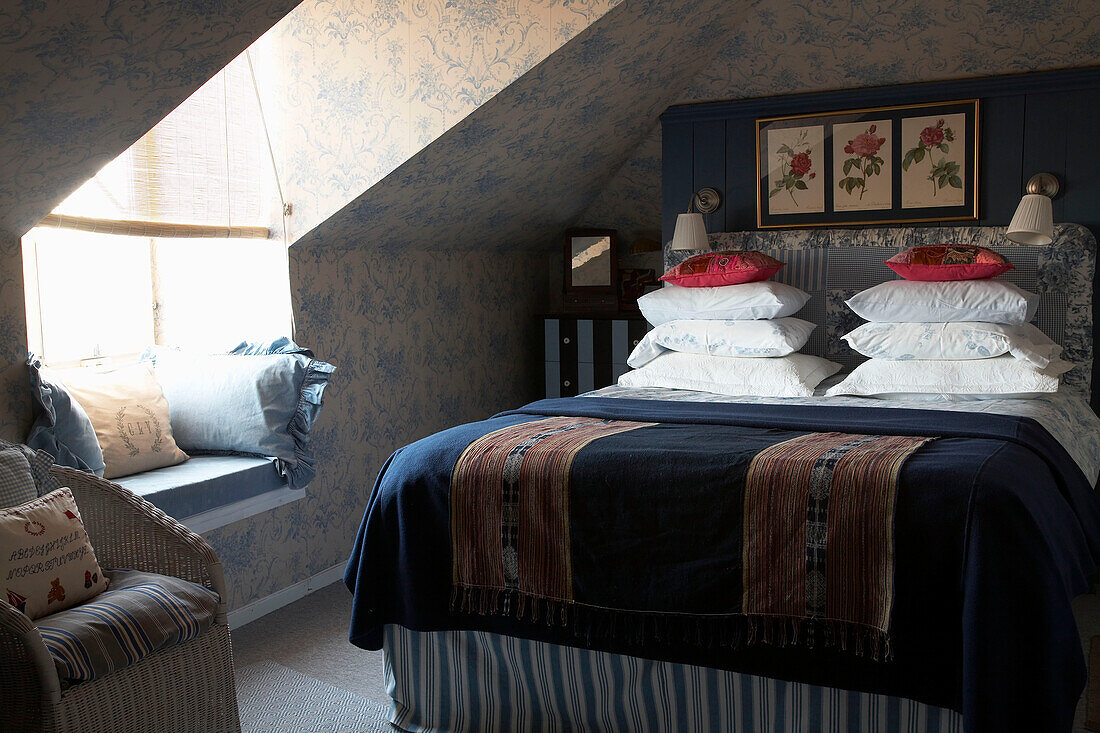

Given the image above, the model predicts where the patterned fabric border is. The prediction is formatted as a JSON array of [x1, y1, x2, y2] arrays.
[[743, 432, 933, 659], [451, 416, 651, 617]]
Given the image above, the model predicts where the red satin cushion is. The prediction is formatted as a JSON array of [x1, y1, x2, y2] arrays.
[[885, 245, 1014, 281], [659, 251, 785, 287]]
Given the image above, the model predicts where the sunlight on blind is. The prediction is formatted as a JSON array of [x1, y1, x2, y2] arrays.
[[51, 54, 277, 228], [24, 48, 291, 364]]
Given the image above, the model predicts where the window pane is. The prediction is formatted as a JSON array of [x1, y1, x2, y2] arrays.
[[152, 238, 292, 352], [27, 229, 155, 363]]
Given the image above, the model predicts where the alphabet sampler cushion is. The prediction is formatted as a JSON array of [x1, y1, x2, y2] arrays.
[[1, 488, 109, 619], [63, 364, 188, 479]]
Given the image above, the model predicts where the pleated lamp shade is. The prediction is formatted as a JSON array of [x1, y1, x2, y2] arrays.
[[1006, 193, 1054, 246], [670, 213, 709, 251]]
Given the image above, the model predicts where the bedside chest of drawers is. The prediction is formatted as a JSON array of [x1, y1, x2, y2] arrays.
[[542, 313, 649, 398]]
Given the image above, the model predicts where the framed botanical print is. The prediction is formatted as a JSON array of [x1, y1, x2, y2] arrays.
[[756, 100, 978, 228]]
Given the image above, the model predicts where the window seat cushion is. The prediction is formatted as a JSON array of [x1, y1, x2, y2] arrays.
[[113, 455, 286, 519]]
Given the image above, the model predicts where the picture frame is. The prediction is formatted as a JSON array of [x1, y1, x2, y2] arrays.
[[756, 99, 979, 228]]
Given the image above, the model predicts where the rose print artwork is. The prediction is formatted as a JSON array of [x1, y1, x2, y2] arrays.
[[833, 120, 892, 211], [757, 102, 975, 227], [901, 113, 966, 208], [766, 125, 824, 215]]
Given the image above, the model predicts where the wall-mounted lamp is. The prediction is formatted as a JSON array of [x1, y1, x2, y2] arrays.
[[1006, 172, 1060, 246], [669, 187, 722, 251]]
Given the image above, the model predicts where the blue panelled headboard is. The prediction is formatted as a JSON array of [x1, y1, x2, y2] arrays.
[[663, 224, 1095, 399]]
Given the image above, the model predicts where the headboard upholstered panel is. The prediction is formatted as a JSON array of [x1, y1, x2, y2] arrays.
[[663, 224, 1096, 398]]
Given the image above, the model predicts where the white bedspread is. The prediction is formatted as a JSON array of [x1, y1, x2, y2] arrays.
[[586, 383, 1100, 485]]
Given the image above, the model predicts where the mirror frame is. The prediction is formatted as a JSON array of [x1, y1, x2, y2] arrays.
[[563, 228, 618, 295]]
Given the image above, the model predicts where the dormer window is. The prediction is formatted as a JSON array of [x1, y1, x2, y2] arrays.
[[21, 51, 292, 367]]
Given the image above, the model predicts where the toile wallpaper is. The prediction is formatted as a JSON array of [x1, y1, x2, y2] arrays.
[[581, 0, 1100, 247], [252, 0, 626, 242]]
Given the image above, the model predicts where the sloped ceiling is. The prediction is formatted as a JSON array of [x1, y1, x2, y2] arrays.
[[581, 0, 1100, 242], [0, 0, 302, 241], [293, 0, 760, 256]]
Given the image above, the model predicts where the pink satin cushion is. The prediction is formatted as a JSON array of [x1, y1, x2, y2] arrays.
[[659, 251, 784, 287], [885, 245, 1013, 281]]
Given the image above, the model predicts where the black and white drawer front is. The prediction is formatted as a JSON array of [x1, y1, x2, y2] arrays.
[[543, 317, 649, 397]]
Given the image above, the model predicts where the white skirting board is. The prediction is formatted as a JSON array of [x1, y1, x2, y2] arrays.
[[228, 563, 345, 629]]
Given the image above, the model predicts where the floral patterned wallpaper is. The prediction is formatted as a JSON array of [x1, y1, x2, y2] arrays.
[[252, 0, 626, 242], [581, 0, 1100, 247]]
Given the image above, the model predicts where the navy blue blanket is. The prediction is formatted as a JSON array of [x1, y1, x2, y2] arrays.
[[345, 397, 1100, 733]]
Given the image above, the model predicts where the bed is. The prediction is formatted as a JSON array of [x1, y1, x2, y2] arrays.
[[345, 224, 1100, 733]]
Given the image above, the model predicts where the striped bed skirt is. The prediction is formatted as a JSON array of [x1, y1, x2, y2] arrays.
[[381, 625, 963, 732]]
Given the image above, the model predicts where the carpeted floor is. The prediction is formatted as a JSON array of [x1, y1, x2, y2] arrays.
[[237, 661, 392, 733], [232, 581, 390, 709]]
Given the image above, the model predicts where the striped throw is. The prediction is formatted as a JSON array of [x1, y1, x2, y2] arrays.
[[451, 416, 651, 617], [743, 432, 933, 658], [37, 569, 219, 681]]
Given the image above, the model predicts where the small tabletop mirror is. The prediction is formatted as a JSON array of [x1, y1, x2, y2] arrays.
[[564, 228, 618, 293]]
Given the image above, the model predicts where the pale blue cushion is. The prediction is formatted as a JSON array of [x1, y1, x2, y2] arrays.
[[25, 359, 106, 477], [114, 455, 286, 518], [148, 341, 334, 489]]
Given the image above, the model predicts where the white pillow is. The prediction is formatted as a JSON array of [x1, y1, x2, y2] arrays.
[[618, 352, 841, 397], [842, 322, 1062, 368], [637, 282, 811, 327], [845, 280, 1038, 324], [627, 318, 816, 368], [824, 355, 1073, 399]]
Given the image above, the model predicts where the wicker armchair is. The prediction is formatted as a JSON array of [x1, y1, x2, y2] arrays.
[[0, 466, 242, 733]]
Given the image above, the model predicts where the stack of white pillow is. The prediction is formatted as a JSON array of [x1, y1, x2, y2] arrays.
[[826, 278, 1070, 400], [623, 279, 842, 397]]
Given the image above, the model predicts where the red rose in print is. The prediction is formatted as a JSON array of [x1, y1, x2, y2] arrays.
[[833, 120, 892, 212], [901, 114, 965, 208], [767, 125, 825, 215]]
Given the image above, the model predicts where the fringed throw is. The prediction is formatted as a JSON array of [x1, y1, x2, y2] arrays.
[[451, 416, 652, 618], [742, 432, 934, 660], [450, 417, 931, 662]]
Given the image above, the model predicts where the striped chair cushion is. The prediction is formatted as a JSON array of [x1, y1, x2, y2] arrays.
[[36, 569, 220, 681]]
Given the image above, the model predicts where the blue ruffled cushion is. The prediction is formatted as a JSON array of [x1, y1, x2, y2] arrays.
[[147, 340, 334, 489], [25, 358, 106, 477]]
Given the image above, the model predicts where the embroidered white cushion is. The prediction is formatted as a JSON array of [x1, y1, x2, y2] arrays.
[[628, 318, 816, 368], [845, 280, 1038, 324], [618, 352, 841, 397], [842, 322, 1062, 368], [824, 355, 1073, 399], [0, 488, 109, 619], [637, 282, 811, 327]]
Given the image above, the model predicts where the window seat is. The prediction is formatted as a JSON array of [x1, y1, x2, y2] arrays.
[[114, 455, 288, 520]]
